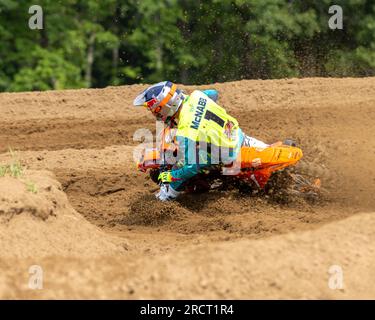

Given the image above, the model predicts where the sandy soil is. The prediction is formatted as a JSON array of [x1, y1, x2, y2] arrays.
[[0, 77, 374, 299]]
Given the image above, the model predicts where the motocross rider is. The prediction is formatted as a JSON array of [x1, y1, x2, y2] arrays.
[[133, 81, 268, 201]]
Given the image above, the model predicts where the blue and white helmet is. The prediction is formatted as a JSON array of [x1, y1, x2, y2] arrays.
[[133, 81, 185, 123]]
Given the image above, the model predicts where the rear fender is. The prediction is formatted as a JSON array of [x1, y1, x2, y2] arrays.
[[239, 145, 303, 170]]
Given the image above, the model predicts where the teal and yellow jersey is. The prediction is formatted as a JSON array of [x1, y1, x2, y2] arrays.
[[170, 90, 244, 190]]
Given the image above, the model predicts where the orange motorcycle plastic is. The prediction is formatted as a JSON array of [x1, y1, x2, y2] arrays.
[[137, 137, 303, 189]]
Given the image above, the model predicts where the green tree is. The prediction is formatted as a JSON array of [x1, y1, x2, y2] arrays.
[[0, 0, 374, 92]]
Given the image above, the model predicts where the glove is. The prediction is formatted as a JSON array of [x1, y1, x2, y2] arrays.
[[158, 171, 180, 183], [156, 184, 180, 201]]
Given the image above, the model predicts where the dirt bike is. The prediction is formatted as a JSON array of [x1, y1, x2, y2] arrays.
[[137, 127, 321, 201]]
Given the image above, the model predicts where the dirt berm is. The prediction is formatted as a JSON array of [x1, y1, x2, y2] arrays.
[[0, 77, 374, 298]]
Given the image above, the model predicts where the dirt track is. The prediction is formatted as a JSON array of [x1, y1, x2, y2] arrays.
[[0, 77, 374, 299]]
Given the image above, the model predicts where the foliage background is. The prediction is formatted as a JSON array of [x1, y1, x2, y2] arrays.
[[0, 0, 374, 92]]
